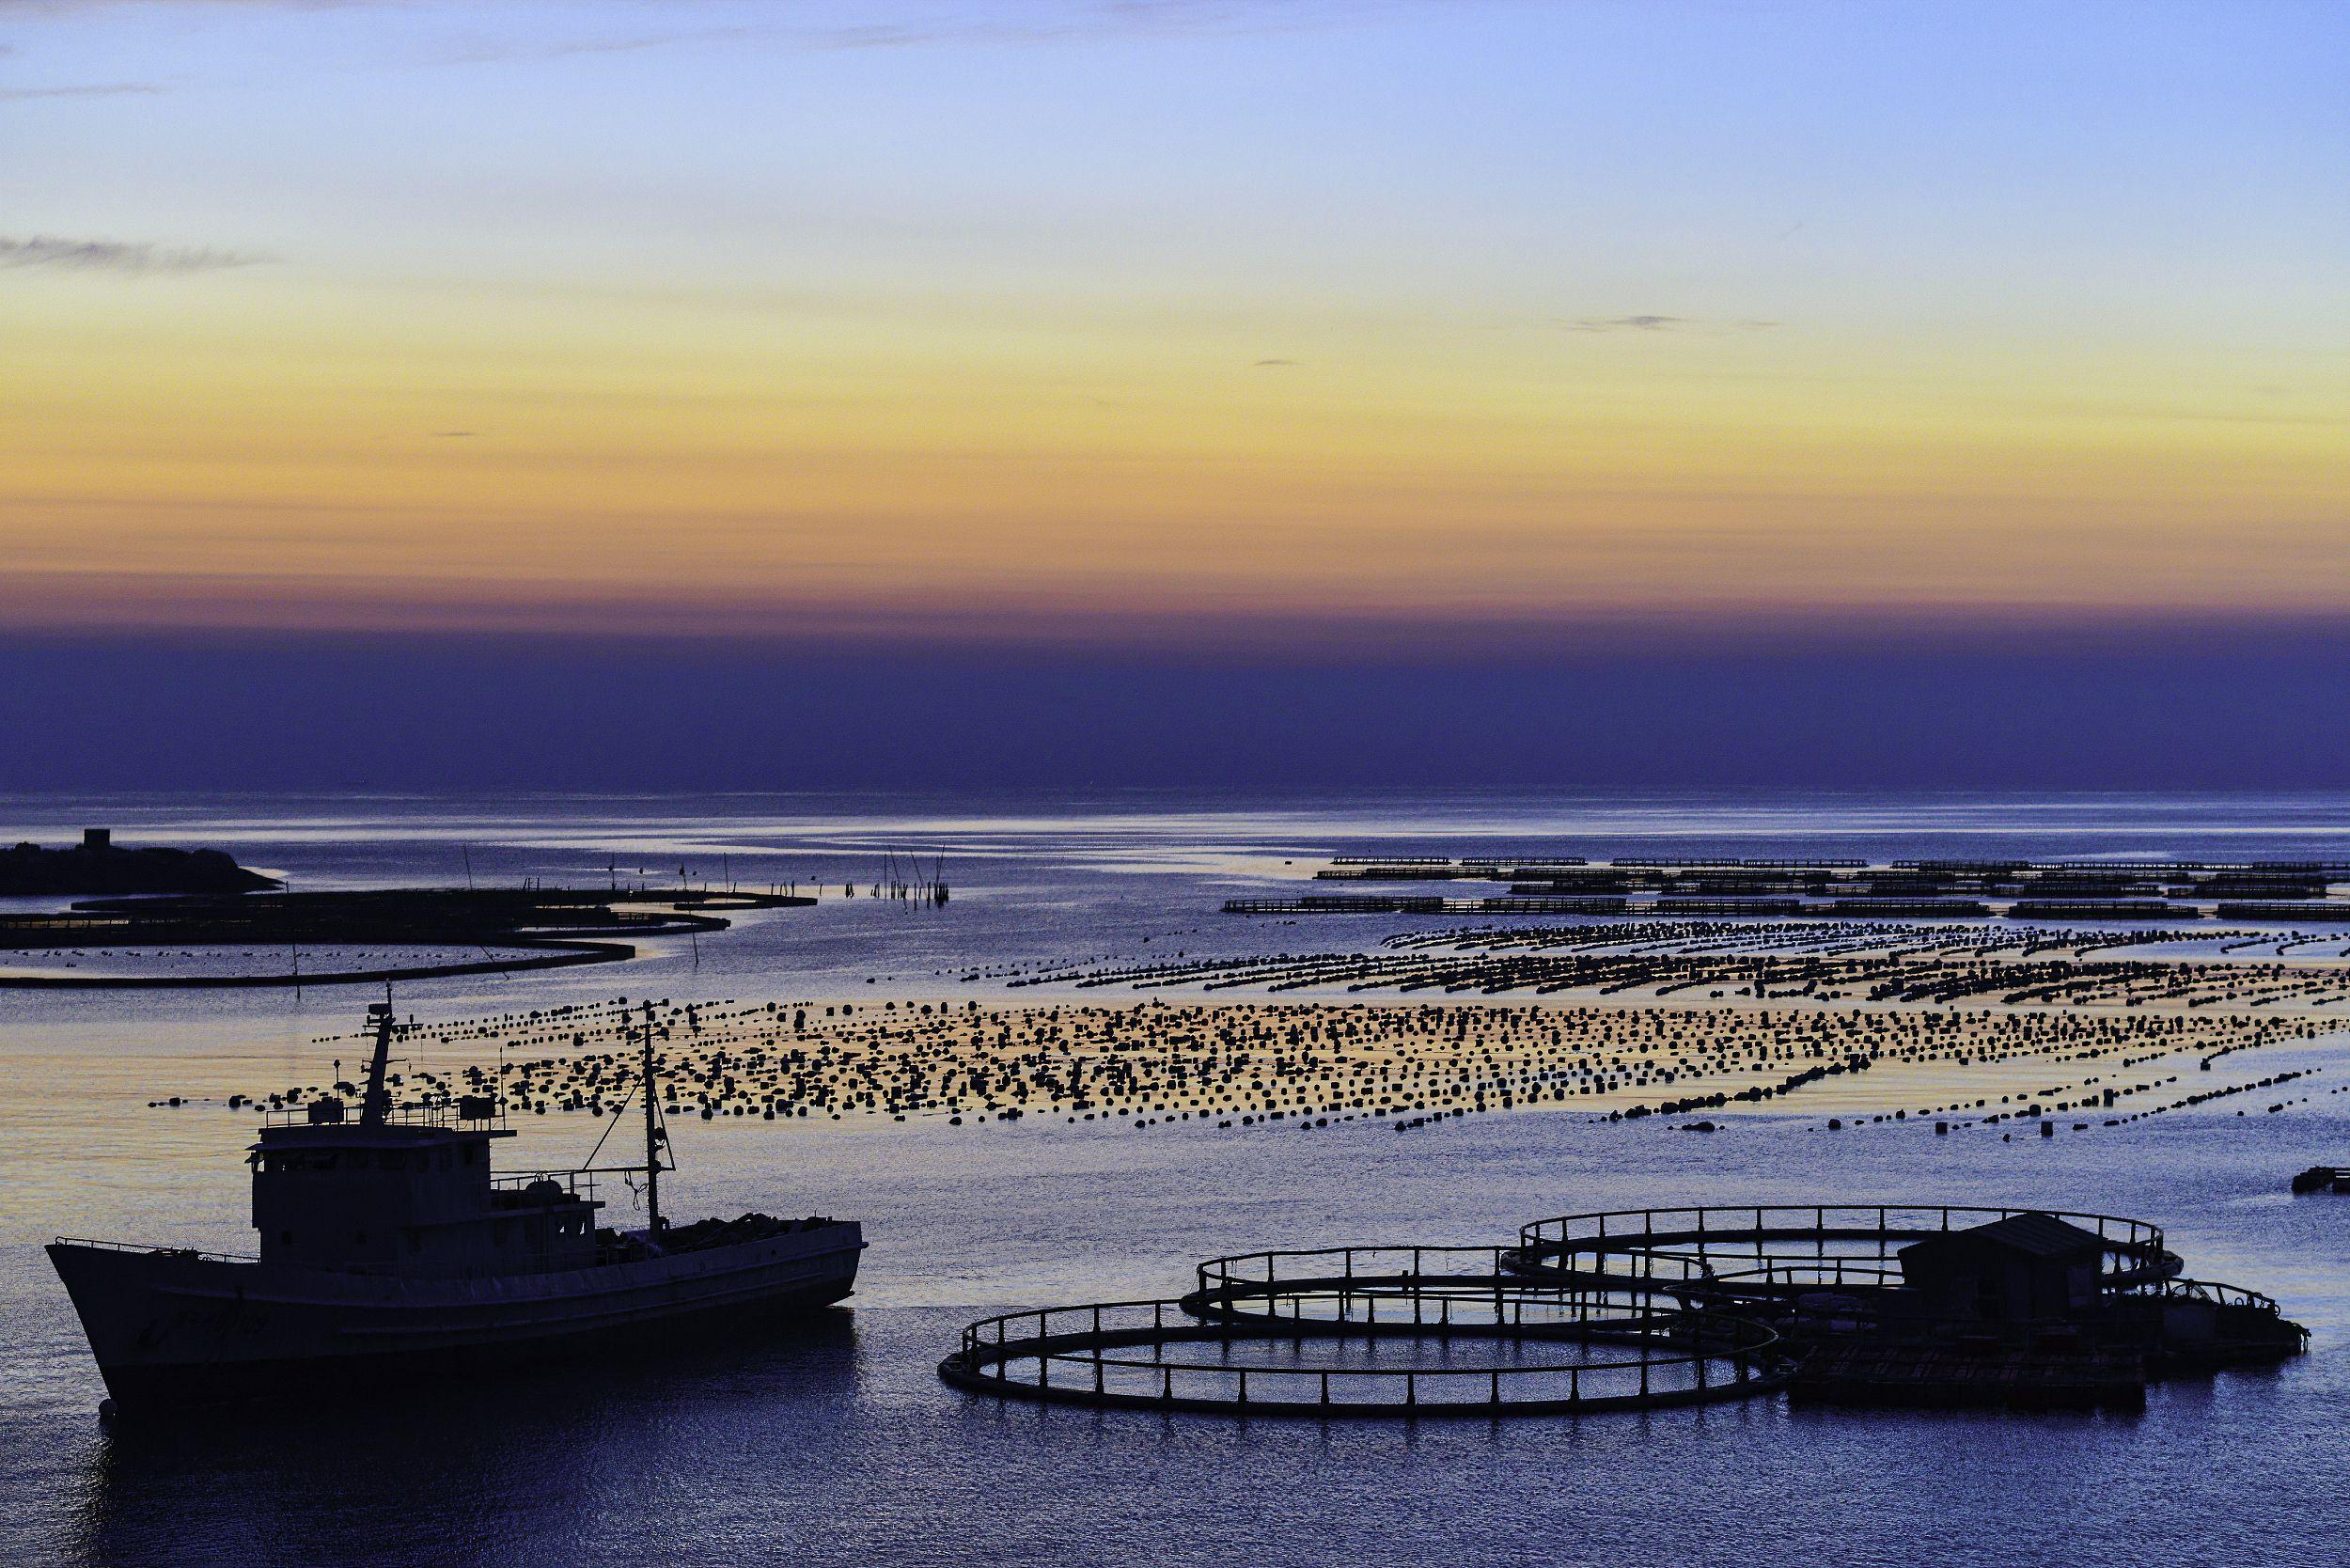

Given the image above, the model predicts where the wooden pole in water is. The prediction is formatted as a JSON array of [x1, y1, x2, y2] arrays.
[[642, 998, 663, 1235]]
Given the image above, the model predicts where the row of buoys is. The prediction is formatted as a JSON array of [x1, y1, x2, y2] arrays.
[[206, 980, 2334, 1138], [1386, 917, 2175, 960], [1313, 853, 2348, 899], [1011, 929, 2350, 1015]]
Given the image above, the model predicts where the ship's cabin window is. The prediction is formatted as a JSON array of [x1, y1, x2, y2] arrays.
[[380, 1152, 406, 1172], [280, 1231, 294, 1247]]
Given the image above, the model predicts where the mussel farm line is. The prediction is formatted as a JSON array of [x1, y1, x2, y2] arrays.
[[1257, 855, 2350, 925], [941, 1210, 2308, 1419], [1021, 937, 2350, 1013]]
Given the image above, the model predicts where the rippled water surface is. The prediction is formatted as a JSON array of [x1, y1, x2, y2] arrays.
[[6, 792, 2350, 1567]]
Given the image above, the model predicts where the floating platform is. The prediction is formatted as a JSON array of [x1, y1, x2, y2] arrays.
[[1790, 1341, 2147, 1410], [1503, 1203, 2302, 1408]]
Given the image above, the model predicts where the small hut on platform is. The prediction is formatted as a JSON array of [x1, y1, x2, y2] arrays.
[[1897, 1213, 2106, 1324]]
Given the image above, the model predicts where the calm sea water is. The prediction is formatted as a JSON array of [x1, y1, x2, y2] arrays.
[[5, 792, 2349, 1568]]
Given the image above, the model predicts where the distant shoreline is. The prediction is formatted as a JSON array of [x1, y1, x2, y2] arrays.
[[0, 832, 277, 898], [0, 886, 813, 989]]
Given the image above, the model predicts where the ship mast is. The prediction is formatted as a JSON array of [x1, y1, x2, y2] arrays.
[[641, 998, 664, 1234], [360, 994, 395, 1127]]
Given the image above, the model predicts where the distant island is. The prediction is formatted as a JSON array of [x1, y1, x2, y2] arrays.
[[0, 829, 279, 897]]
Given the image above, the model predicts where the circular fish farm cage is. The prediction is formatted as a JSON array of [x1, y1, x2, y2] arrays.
[[944, 1206, 2306, 1419], [938, 1245, 1792, 1418], [1504, 1203, 2180, 1312], [1496, 1204, 2314, 1407]]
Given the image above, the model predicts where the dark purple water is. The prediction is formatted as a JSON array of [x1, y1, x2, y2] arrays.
[[6, 792, 2348, 1567]]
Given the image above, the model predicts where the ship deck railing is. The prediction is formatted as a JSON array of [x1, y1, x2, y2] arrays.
[[260, 1100, 507, 1130], [53, 1232, 615, 1278], [53, 1235, 258, 1265], [2123, 1277, 2285, 1314], [491, 1168, 611, 1203]]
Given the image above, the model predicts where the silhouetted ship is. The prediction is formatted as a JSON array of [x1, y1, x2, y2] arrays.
[[49, 999, 863, 1410]]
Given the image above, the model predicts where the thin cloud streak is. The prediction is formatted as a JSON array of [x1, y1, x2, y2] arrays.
[[1559, 315, 1780, 335], [0, 235, 264, 274], [0, 81, 162, 100], [1, 1, 1429, 66], [415, 2, 1440, 69]]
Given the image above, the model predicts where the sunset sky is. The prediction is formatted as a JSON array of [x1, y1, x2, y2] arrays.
[[5, 2, 2347, 788], [9, 0, 2345, 640]]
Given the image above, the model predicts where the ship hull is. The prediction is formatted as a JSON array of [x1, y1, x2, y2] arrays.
[[48, 1222, 863, 1410]]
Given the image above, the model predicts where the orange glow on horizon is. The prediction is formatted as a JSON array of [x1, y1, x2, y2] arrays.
[[5, 2, 2345, 644]]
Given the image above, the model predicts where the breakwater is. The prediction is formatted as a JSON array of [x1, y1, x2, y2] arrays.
[[0, 887, 814, 989]]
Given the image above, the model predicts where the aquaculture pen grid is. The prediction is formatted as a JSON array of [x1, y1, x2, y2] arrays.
[[941, 1247, 1791, 1418]]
